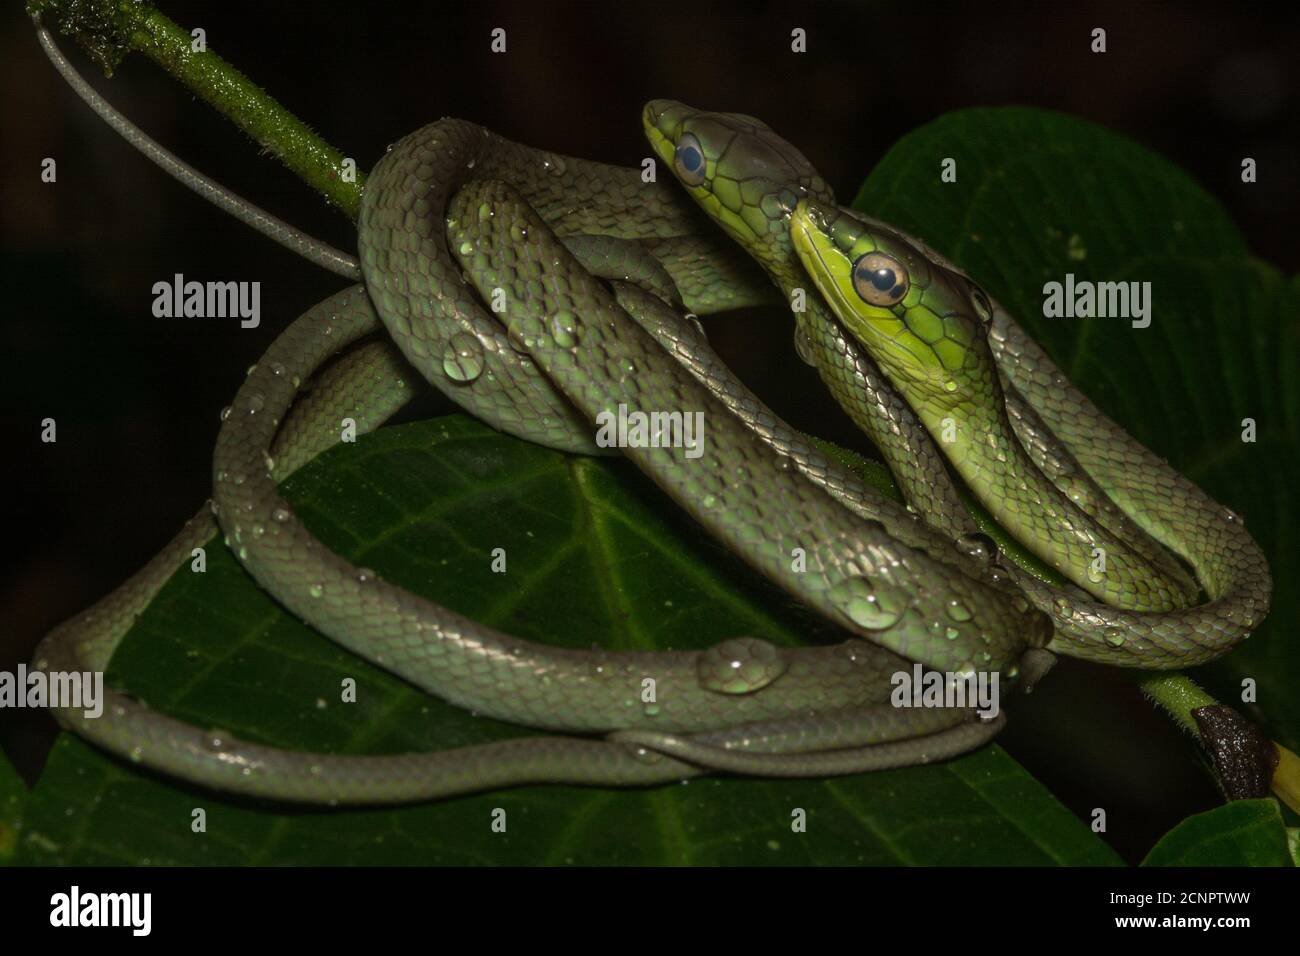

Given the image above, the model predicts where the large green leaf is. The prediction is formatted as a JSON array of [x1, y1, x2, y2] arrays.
[[1142, 800, 1294, 866], [16, 417, 1114, 865], [19, 106, 1293, 864], [854, 107, 1299, 756]]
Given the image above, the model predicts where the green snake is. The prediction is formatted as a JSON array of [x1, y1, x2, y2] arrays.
[[32, 24, 1270, 805]]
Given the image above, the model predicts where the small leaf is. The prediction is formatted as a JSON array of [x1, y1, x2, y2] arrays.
[[1142, 799, 1294, 866]]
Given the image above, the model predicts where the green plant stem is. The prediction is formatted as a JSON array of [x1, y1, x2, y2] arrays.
[[32, 0, 362, 217], [1135, 672, 1215, 736], [1137, 672, 1300, 812]]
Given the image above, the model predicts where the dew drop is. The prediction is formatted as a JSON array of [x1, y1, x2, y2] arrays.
[[697, 637, 788, 694], [828, 577, 909, 631], [954, 532, 997, 564], [442, 332, 485, 383], [793, 326, 817, 367], [550, 310, 580, 348], [945, 599, 973, 622]]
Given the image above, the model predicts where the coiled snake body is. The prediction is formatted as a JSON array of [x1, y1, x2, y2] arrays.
[[32, 28, 1270, 805]]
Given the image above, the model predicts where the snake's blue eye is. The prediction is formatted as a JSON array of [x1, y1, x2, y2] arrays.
[[674, 133, 707, 187], [851, 252, 909, 307]]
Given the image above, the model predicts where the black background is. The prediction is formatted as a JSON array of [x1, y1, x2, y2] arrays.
[[2, 0, 1297, 863]]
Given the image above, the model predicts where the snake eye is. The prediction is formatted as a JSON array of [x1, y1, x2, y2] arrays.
[[969, 285, 994, 328], [674, 133, 707, 187], [851, 252, 909, 307]]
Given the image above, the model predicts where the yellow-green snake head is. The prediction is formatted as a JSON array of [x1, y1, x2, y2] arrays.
[[643, 99, 834, 274], [790, 197, 1001, 419]]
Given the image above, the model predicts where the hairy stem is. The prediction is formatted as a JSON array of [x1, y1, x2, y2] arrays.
[[30, 0, 363, 217], [1137, 672, 1300, 812]]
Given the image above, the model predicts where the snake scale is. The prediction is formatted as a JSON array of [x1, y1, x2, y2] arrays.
[[30, 24, 1269, 805]]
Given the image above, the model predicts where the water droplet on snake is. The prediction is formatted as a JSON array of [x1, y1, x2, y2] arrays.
[[945, 599, 973, 622], [219, 405, 232, 422], [508, 317, 543, 353], [442, 332, 485, 383], [696, 637, 788, 694], [793, 326, 817, 366], [272, 507, 291, 523], [829, 577, 909, 631], [309, 583, 324, 599], [550, 310, 580, 348], [954, 532, 997, 564]]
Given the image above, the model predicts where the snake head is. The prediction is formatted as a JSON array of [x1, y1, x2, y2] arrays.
[[789, 197, 1002, 417], [643, 99, 834, 273]]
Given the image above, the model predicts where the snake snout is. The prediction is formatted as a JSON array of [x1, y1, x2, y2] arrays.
[[643, 99, 697, 135], [643, 99, 677, 123]]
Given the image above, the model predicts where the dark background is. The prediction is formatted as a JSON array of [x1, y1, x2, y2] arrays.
[[2, 0, 1297, 862]]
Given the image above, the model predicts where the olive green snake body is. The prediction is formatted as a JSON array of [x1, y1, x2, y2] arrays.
[[31, 25, 1269, 804]]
